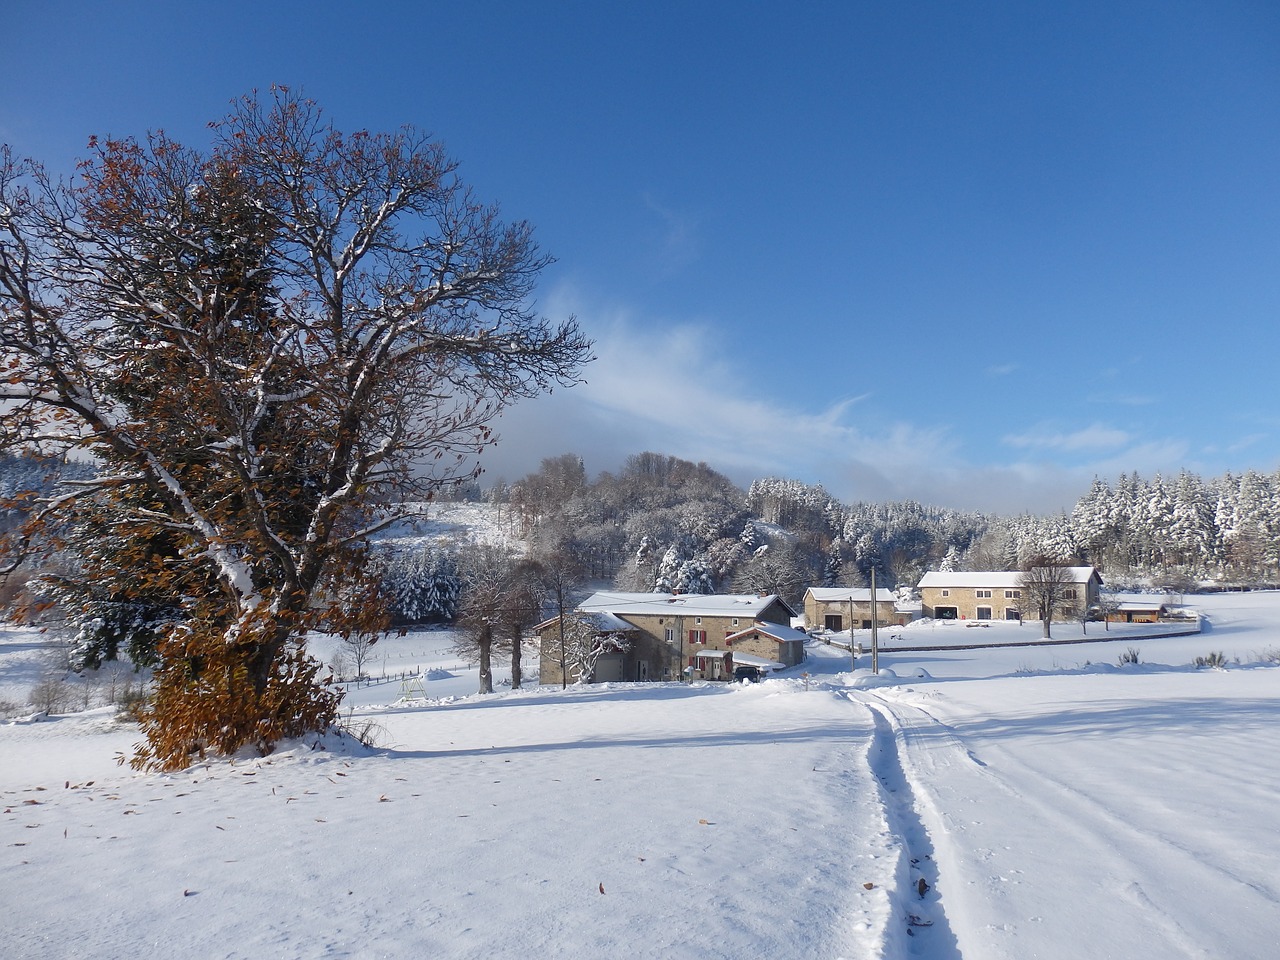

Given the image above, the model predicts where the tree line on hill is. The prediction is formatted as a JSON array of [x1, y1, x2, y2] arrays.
[[11, 450, 1280, 654], [476, 455, 1280, 603]]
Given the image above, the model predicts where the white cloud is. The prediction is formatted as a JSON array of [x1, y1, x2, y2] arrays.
[[477, 286, 950, 493], [1227, 433, 1268, 454], [474, 286, 1176, 514], [1003, 423, 1132, 452], [642, 194, 701, 275]]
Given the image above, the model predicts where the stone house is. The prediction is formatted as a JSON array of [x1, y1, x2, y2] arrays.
[[537, 592, 799, 685], [802, 587, 904, 631], [916, 567, 1102, 622], [721, 621, 808, 672]]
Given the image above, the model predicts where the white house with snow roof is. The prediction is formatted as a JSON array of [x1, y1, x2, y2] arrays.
[[917, 567, 1101, 622]]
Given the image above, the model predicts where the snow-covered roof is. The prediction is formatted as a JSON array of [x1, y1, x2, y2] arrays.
[[918, 567, 1099, 588], [805, 587, 897, 603], [725, 621, 810, 644], [534, 610, 634, 633], [692, 649, 730, 658], [729, 651, 785, 669], [577, 591, 795, 619], [578, 611, 635, 632]]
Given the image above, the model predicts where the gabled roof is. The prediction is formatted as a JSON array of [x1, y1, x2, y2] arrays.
[[577, 591, 797, 620], [534, 610, 634, 633], [724, 620, 810, 644], [917, 566, 1101, 589], [805, 587, 897, 604]]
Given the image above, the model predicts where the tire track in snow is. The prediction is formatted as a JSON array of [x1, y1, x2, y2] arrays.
[[966, 739, 1274, 959], [856, 690, 1261, 960], [858, 696, 963, 959]]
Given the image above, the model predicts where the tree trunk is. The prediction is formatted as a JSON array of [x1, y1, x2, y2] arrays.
[[510, 628, 523, 689], [478, 624, 494, 694]]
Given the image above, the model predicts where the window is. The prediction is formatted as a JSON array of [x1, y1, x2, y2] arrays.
[[941, 590, 950, 597], [976, 590, 992, 599], [695, 617, 702, 625], [976, 606, 992, 620], [689, 629, 707, 644], [664, 628, 675, 644], [731, 618, 739, 627], [1005, 590, 1020, 599], [824, 614, 843, 632], [1064, 589, 1077, 600]]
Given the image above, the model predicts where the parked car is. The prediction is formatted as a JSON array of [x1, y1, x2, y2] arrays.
[[733, 664, 764, 683]]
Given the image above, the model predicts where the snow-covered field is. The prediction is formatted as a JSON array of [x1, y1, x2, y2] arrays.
[[2, 592, 1278, 959]]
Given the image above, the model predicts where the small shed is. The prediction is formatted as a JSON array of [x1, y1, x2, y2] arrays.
[[1106, 599, 1168, 623], [723, 621, 807, 668]]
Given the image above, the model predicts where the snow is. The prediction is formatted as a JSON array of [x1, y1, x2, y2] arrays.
[[3, 591, 1279, 959]]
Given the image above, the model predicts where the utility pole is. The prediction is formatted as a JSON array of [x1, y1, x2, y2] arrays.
[[848, 594, 856, 671], [870, 566, 879, 674]]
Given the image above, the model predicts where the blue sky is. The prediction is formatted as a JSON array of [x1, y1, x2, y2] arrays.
[[5, 1, 1279, 513]]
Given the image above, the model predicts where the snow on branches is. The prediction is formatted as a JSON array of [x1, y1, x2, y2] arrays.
[[0, 89, 592, 767]]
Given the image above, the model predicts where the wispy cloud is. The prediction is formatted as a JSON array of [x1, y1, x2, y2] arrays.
[[642, 194, 700, 274], [478, 287, 1195, 514], [1087, 392, 1158, 407], [985, 363, 1017, 376], [1227, 433, 1267, 453], [482, 286, 953, 495], [1003, 423, 1133, 452]]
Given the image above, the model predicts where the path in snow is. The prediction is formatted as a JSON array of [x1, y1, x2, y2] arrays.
[[855, 675, 1280, 960], [859, 698, 962, 960]]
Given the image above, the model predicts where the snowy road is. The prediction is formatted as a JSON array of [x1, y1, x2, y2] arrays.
[[852, 670, 1280, 960]]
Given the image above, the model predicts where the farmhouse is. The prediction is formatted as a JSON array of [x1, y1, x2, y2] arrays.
[[802, 586, 904, 632], [537, 591, 800, 685], [917, 567, 1102, 622]]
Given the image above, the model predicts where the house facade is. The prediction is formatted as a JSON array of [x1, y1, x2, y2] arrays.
[[537, 592, 800, 685], [721, 622, 807, 671], [917, 567, 1102, 622], [802, 587, 903, 631]]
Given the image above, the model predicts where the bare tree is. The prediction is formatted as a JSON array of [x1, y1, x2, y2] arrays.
[[455, 548, 512, 695], [500, 558, 545, 690], [731, 542, 810, 605], [1016, 557, 1077, 639], [0, 89, 592, 767], [534, 537, 586, 689], [340, 631, 379, 681], [561, 613, 631, 685], [1093, 589, 1122, 632]]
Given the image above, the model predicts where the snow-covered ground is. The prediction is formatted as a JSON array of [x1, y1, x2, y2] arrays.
[[2, 591, 1278, 959], [372, 500, 521, 554]]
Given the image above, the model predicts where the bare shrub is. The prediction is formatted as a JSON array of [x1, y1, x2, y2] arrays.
[[1117, 647, 1141, 666], [338, 714, 388, 750], [28, 677, 76, 714], [1193, 651, 1227, 669]]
